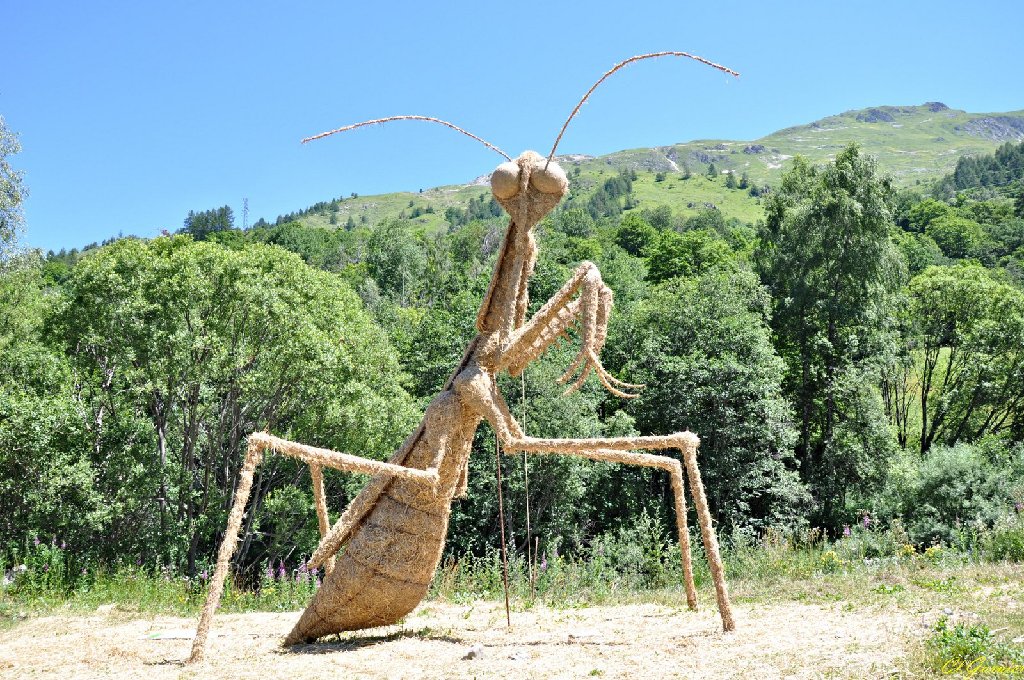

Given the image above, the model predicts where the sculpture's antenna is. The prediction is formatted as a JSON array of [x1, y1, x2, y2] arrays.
[[303, 115, 511, 161], [547, 51, 740, 163]]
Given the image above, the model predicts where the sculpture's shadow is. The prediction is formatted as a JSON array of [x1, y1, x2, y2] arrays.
[[282, 627, 464, 655]]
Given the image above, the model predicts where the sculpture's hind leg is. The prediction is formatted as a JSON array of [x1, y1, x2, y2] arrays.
[[188, 431, 443, 663]]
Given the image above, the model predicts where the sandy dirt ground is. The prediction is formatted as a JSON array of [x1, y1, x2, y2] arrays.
[[0, 599, 918, 679]]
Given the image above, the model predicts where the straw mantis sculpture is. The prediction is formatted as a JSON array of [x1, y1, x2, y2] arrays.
[[189, 51, 738, 663]]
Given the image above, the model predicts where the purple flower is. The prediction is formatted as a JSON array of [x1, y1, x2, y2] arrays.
[[1015, 502, 1022, 513], [862, 515, 871, 528], [277, 560, 286, 580], [315, 576, 321, 588], [265, 564, 274, 581], [540, 554, 548, 572], [43, 564, 49, 572], [33, 537, 40, 546], [136, 557, 142, 566], [60, 541, 66, 550], [200, 570, 208, 581], [310, 567, 319, 577], [843, 525, 851, 537]]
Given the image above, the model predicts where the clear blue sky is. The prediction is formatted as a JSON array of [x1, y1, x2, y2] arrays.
[[6, 1, 1023, 252]]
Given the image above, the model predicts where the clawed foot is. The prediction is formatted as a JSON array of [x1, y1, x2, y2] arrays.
[[557, 347, 644, 399]]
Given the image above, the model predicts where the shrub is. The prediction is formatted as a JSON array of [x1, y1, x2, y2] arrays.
[[877, 442, 1024, 547], [985, 513, 1024, 561]]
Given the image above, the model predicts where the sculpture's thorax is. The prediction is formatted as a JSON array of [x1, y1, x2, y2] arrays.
[[474, 151, 569, 369]]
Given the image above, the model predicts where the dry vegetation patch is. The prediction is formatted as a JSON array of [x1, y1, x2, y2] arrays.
[[0, 599, 916, 679]]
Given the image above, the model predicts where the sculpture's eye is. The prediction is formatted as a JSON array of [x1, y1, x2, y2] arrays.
[[490, 161, 521, 199], [529, 159, 568, 195]]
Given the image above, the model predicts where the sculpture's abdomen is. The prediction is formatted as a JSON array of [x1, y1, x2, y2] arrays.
[[284, 393, 477, 644]]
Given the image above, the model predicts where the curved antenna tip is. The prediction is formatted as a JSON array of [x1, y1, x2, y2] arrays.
[[549, 51, 740, 161]]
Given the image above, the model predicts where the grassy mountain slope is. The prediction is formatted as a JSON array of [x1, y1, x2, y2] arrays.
[[291, 103, 1024, 231]]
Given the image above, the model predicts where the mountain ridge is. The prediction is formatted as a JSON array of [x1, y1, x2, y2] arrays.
[[277, 103, 1024, 232]]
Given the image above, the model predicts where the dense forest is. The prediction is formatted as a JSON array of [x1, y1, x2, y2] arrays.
[[3, 114, 1024, 581]]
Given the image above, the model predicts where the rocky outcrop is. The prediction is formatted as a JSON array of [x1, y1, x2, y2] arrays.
[[956, 116, 1024, 142]]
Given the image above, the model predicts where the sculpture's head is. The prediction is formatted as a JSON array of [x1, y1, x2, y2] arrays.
[[489, 151, 568, 227]]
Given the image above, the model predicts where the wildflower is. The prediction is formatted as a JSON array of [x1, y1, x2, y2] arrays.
[[862, 514, 871, 528], [60, 541, 66, 550], [33, 537, 40, 546], [540, 554, 548, 572], [277, 560, 286, 580], [842, 525, 851, 537], [43, 564, 49, 572], [265, 563, 274, 581], [1015, 502, 1022, 513], [200, 570, 208, 581], [136, 557, 142, 566]]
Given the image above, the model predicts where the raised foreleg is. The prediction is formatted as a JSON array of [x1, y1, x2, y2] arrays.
[[501, 261, 641, 398]]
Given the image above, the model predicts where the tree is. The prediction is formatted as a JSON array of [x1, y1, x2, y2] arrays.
[[615, 213, 658, 257], [907, 263, 1024, 452], [614, 269, 808, 531], [639, 205, 673, 231], [366, 219, 427, 303], [0, 116, 26, 265], [646, 229, 734, 283], [683, 208, 726, 234], [724, 171, 737, 189], [554, 208, 594, 238], [925, 214, 983, 259], [706, 162, 717, 179], [51, 236, 418, 570], [905, 198, 951, 233], [738, 172, 750, 190], [755, 145, 903, 526], [182, 205, 235, 240]]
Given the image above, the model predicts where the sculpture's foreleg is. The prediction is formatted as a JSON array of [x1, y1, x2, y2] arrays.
[[502, 261, 642, 398]]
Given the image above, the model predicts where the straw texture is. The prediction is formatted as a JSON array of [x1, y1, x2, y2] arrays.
[[191, 138, 735, 659]]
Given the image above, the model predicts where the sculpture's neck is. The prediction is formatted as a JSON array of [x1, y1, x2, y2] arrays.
[[477, 221, 536, 337]]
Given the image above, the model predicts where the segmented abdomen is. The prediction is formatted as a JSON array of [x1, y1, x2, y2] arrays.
[[285, 392, 477, 644]]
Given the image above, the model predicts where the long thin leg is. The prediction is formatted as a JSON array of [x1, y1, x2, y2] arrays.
[[188, 430, 447, 664], [509, 439, 731, 630], [455, 376, 733, 630], [189, 438, 264, 664], [503, 261, 598, 366], [249, 432, 439, 485], [309, 464, 336, 576]]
